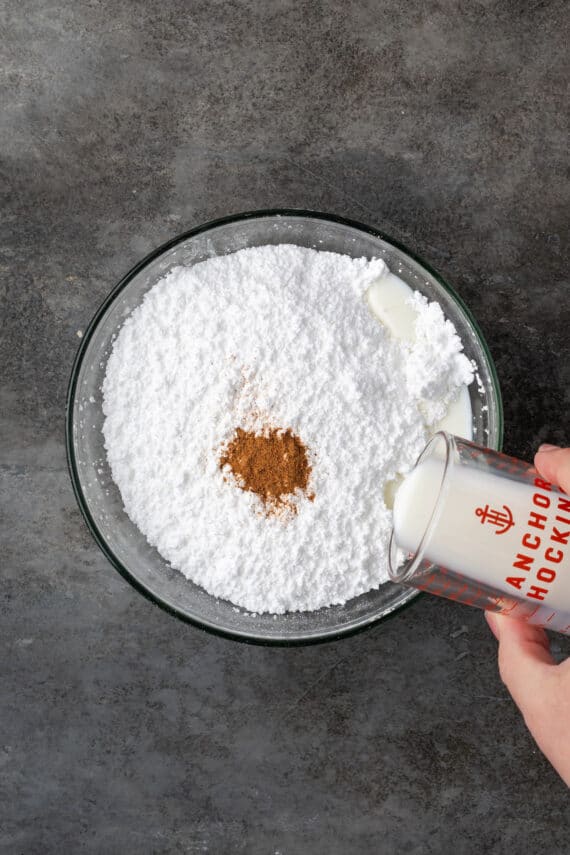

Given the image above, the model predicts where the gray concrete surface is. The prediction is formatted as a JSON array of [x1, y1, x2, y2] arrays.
[[2, 1, 569, 852]]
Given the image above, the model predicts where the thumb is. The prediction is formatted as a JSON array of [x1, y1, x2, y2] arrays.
[[486, 612, 555, 723], [534, 446, 570, 494]]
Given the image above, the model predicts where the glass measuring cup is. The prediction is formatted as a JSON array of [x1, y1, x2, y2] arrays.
[[389, 433, 570, 635]]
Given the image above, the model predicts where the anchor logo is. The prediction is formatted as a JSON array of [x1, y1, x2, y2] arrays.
[[475, 504, 515, 535]]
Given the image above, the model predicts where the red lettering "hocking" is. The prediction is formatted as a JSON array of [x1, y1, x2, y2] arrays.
[[551, 527, 570, 546]]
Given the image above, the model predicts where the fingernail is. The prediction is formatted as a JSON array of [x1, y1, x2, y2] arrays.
[[485, 610, 501, 640], [538, 443, 559, 452]]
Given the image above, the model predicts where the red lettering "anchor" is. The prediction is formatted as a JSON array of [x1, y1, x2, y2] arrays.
[[506, 486, 569, 605]]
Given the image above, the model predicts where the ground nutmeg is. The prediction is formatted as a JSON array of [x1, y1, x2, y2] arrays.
[[220, 426, 314, 514]]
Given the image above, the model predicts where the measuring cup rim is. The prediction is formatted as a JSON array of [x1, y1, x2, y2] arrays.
[[388, 431, 455, 583]]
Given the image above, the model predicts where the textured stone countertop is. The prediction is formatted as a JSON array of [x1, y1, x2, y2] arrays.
[[2, 1, 569, 852]]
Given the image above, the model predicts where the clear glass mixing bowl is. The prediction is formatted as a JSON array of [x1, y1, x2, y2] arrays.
[[66, 210, 503, 644]]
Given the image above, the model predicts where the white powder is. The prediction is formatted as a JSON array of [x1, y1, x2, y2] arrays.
[[102, 245, 473, 613], [404, 292, 474, 424]]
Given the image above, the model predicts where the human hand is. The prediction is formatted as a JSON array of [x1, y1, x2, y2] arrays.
[[486, 444, 570, 787]]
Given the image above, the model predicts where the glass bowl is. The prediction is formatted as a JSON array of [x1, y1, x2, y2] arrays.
[[66, 210, 503, 644]]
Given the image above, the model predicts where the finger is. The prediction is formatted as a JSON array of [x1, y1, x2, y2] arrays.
[[534, 446, 570, 494], [485, 610, 501, 639], [486, 612, 555, 721]]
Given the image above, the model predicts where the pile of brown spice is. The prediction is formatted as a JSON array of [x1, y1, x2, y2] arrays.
[[219, 425, 314, 515]]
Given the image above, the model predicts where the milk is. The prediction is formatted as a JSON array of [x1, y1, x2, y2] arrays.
[[435, 385, 472, 437], [367, 271, 420, 344], [392, 439, 570, 634], [366, 274, 473, 440]]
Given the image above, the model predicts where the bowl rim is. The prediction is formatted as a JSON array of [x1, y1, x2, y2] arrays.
[[65, 208, 504, 645]]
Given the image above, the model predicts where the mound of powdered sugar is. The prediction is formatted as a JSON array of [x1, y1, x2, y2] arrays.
[[102, 245, 473, 613]]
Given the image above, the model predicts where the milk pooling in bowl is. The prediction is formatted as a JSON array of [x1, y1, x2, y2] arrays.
[[366, 269, 473, 439]]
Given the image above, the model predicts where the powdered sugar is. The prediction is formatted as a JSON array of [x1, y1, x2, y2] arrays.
[[102, 245, 473, 613], [404, 292, 475, 424]]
